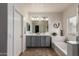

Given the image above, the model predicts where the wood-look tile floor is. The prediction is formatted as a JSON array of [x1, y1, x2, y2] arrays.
[[21, 48, 59, 56]]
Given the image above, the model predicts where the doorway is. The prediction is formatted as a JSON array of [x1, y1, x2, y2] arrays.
[[13, 9, 23, 56]]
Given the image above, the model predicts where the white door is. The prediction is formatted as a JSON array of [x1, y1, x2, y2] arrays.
[[14, 10, 23, 56]]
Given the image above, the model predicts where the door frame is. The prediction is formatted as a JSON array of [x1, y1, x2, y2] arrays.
[[13, 8, 23, 56]]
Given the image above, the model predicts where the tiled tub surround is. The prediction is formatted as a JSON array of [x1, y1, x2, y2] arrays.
[[51, 42, 67, 56], [51, 36, 67, 56]]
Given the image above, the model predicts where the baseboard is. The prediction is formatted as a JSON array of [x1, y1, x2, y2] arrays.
[[19, 49, 27, 56]]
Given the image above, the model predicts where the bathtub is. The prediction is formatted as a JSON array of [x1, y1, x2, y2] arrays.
[[51, 36, 67, 56], [53, 42, 67, 56]]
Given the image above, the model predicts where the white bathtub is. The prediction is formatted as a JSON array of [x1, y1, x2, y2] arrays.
[[51, 36, 67, 56], [53, 42, 67, 55]]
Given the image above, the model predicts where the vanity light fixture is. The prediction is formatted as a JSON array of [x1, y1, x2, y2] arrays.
[[31, 16, 39, 21], [31, 16, 48, 21], [45, 17, 48, 21], [31, 17, 35, 20]]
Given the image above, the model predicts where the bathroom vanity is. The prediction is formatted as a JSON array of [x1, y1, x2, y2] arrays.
[[26, 35, 51, 48]]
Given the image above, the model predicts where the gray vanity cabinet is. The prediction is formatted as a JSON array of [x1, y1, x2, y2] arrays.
[[31, 36, 41, 47], [36, 36, 41, 47], [35, 36, 41, 47], [41, 36, 46, 47], [26, 36, 51, 48], [31, 36, 36, 47]]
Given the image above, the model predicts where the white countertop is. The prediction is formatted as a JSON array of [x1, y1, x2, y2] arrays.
[[67, 41, 79, 44], [26, 33, 51, 36]]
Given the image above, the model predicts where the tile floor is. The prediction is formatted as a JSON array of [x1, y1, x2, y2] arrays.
[[21, 48, 59, 56]]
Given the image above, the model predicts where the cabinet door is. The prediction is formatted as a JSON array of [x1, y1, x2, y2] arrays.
[[26, 36, 32, 47], [46, 36, 50, 47], [36, 36, 41, 47], [31, 36, 41, 47], [31, 36, 36, 47], [41, 36, 46, 47]]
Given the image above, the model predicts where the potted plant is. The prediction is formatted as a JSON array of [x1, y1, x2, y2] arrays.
[[52, 32, 57, 36]]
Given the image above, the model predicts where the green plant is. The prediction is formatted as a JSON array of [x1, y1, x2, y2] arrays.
[[52, 32, 57, 36]]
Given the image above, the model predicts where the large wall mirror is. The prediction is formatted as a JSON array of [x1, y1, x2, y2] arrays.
[[32, 21, 48, 33], [31, 16, 49, 33]]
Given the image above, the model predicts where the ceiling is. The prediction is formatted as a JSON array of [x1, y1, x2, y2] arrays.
[[14, 3, 73, 15]]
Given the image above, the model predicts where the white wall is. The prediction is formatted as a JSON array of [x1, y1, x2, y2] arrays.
[[29, 13, 63, 36], [62, 4, 78, 41], [23, 14, 32, 51], [7, 4, 14, 56], [48, 13, 62, 35]]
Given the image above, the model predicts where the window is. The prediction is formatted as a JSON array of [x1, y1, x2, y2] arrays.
[[68, 16, 77, 35]]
